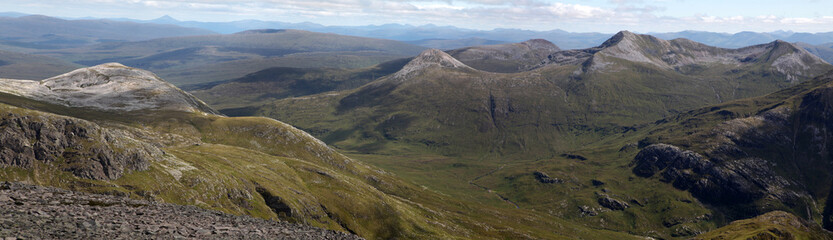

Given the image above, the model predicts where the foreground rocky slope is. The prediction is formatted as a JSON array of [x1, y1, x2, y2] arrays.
[[0, 181, 361, 239]]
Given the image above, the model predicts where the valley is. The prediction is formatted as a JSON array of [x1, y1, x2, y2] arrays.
[[0, 11, 833, 240]]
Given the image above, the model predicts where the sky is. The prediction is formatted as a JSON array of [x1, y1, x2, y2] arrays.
[[3, 0, 833, 33]]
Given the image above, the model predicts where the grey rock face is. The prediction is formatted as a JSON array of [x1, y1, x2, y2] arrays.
[[0, 182, 362, 239], [597, 194, 629, 211], [533, 171, 562, 184], [632, 143, 797, 205], [0, 112, 162, 180]]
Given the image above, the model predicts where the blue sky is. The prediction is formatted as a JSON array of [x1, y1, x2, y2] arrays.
[[3, 0, 833, 33]]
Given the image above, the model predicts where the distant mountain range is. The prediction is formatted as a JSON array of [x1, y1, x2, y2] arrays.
[[0, 13, 829, 51], [35, 29, 426, 85], [102, 15, 833, 50], [0, 15, 214, 50]]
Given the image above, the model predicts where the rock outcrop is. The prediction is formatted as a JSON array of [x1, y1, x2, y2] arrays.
[[533, 171, 562, 184], [0, 181, 362, 239], [632, 143, 800, 205], [597, 193, 630, 211], [0, 110, 163, 180]]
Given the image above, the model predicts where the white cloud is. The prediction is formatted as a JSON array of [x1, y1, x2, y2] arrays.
[[3, 0, 833, 33]]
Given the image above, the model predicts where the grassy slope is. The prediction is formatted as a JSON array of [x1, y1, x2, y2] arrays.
[[0, 94, 643, 240], [693, 211, 833, 240], [189, 57, 412, 111]]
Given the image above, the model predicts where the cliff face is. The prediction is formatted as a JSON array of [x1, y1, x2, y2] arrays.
[[632, 72, 833, 226], [0, 108, 164, 180]]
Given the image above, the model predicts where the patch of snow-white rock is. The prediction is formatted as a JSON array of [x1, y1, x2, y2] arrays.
[[0, 63, 220, 114]]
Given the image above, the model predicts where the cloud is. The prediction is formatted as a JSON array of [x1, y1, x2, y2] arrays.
[[4, 0, 833, 33]]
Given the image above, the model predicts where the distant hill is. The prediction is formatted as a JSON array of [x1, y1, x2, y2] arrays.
[[653, 30, 833, 49], [405, 38, 508, 50], [46, 29, 427, 85], [189, 57, 412, 111], [0, 50, 80, 80], [447, 39, 561, 73], [797, 42, 833, 64], [0, 15, 215, 50], [106, 15, 833, 50]]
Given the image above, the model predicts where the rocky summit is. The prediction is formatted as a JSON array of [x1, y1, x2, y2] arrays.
[[0, 63, 219, 114], [0, 182, 362, 239]]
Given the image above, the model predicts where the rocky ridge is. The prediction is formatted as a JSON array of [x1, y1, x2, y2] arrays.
[[0, 181, 362, 239], [0, 63, 220, 114], [447, 39, 561, 73], [546, 31, 829, 79]]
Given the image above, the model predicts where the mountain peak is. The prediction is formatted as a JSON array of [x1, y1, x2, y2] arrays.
[[600, 30, 646, 48], [153, 15, 178, 22], [392, 49, 473, 79], [0, 63, 220, 114]]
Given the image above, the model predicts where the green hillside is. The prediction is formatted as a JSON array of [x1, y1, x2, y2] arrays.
[[189, 57, 412, 112]]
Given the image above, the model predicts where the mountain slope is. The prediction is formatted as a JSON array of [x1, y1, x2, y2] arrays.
[[0, 64, 641, 240], [797, 42, 833, 64], [616, 70, 833, 228], [259, 31, 832, 157], [0, 15, 214, 50], [693, 211, 833, 240], [189, 57, 412, 112]]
